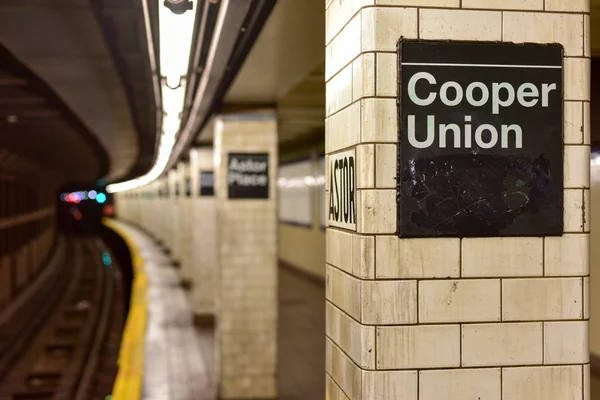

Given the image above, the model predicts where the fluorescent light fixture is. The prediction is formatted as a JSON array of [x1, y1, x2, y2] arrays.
[[107, 0, 197, 193]]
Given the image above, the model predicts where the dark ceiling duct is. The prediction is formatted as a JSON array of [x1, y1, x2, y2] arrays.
[[166, 0, 276, 173]]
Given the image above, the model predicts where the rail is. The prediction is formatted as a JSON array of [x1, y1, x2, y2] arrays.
[[103, 218, 148, 400]]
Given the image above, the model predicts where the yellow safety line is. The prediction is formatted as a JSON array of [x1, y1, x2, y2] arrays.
[[103, 218, 148, 400]]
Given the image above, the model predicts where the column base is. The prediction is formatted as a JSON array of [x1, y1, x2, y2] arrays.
[[193, 313, 215, 328]]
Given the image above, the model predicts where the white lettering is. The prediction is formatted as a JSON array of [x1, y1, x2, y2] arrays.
[[408, 115, 436, 148], [517, 83, 539, 107], [439, 124, 461, 148], [541, 83, 557, 107], [440, 81, 463, 106], [475, 124, 499, 149], [501, 125, 523, 149], [491, 83, 515, 115], [408, 72, 437, 106], [466, 82, 489, 107]]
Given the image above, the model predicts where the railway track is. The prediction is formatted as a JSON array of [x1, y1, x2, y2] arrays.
[[0, 236, 124, 400]]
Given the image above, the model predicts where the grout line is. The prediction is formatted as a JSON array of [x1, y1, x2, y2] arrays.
[[542, 321, 546, 364]]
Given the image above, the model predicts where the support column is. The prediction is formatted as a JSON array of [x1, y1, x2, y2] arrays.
[[190, 147, 217, 326], [214, 111, 278, 399], [167, 169, 179, 258], [179, 161, 194, 287], [325, 1, 590, 399]]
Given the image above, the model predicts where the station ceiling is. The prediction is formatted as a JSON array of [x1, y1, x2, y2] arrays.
[[0, 0, 158, 184]]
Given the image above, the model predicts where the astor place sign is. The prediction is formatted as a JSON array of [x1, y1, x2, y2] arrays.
[[397, 40, 564, 238]]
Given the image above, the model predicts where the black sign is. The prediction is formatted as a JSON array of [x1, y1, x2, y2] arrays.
[[328, 149, 356, 230], [227, 153, 269, 199], [185, 177, 191, 197], [398, 40, 563, 238], [199, 171, 214, 197]]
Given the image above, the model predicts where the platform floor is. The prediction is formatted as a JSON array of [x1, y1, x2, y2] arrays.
[[113, 221, 324, 400]]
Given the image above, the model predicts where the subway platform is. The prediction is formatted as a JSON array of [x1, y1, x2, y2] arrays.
[[106, 220, 324, 400]]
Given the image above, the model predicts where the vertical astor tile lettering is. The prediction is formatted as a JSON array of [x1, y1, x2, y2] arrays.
[[329, 148, 357, 230]]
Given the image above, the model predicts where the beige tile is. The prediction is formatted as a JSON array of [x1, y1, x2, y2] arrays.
[[564, 58, 591, 101], [356, 144, 375, 189], [584, 276, 590, 319], [584, 364, 590, 400], [564, 189, 585, 232], [361, 98, 397, 143], [544, 321, 589, 364], [357, 190, 396, 233], [377, 325, 460, 369], [326, 375, 351, 400], [326, 302, 375, 369], [420, 369, 501, 400], [376, 0, 459, 5], [325, 101, 360, 153], [585, 15, 590, 57], [326, 15, 361, 81], [376, 53, 397, 97], [420, 9, 501, 41], [326, 338, 362, 400], [584, 102, 591, 145], [502, 278, 583, 321], [584, 189, 590, 231], [326, 0, 367, 45], [362, 280, 417, 324], [462, 323, 542, 367], [352, 53, 375, 101], [353, 234, 375, 278], [326, 63, 353, 116], [544, 234, 589, 276], [545, 0, 589, 11], [419, 280, 500, 323], [564, 102, 583, 144], [503, 366, 582, 400], [326, 265, 362, 320], [463, 0, 542, 8], [375, 144, 397, 188], [326, 229, 355, 276], [564, 145, 590, 188], [362, 370, 418, 399], [503, 12, 584, 56], [362, 7, 418, 52], [462, 237, 543, 277], [376, 236, 460, 278]]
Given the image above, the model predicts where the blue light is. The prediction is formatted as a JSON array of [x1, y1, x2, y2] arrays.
[[96, 193, 107, 204], [88, 190, 97, 200], [102, 251, 112, 267]]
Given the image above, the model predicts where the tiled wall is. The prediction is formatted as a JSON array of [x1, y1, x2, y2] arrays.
[[214, 113, 278, 399], [190, 147, 217, 318], [325, 1, 590, 399]]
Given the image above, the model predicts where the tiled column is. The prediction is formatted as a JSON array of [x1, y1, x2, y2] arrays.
[[180, 161, 194, 285], [167, 169, 179, 257], [190, 147, 217, 325], [157, 176, 169, 246], [214, 111, 278, 399], [325, 1, 590, 399]]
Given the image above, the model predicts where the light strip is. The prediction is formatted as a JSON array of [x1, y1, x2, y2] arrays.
[[107, 0, 197, 193]]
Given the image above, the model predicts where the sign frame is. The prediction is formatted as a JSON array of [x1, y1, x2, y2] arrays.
[[396, 38, 564, 238], [227, 152, 270, 200]]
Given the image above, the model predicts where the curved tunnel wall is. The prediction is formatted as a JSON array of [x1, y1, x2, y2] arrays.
[[0, 169, 57, 312]]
